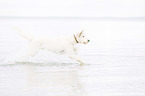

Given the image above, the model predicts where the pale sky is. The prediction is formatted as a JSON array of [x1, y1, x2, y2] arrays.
[[0, 0, 145, 17]]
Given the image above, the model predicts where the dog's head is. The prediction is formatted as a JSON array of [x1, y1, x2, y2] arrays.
[[74, 30, 90, 44]]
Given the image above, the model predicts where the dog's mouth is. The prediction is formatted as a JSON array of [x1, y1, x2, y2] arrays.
[[83, 40, 90, 44], [83, 42, 88, 44]]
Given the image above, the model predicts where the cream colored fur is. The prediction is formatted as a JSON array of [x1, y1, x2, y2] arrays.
[[13, 27, 89, 64]]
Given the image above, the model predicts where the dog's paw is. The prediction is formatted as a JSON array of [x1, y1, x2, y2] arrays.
[[79, 60, 86, 65]]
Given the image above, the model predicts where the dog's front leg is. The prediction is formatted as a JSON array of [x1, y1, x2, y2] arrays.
[[73, 47, 79, 55], [69, 55, 85, 64], [66, 47, 85, 64]]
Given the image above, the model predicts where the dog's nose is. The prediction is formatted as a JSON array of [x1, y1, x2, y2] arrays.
[[88, 40, 90, 42]]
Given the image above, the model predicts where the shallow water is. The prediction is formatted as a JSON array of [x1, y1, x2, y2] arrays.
[[0, 17, 145, 96]]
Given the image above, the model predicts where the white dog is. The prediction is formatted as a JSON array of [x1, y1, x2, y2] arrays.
[[14, 27, 90, 64]]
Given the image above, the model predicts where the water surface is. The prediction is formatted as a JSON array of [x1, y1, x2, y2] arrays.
[[0, 17, 145, 96]]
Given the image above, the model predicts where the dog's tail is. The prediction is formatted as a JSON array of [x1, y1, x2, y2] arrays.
[[13, 26, 33, 41]]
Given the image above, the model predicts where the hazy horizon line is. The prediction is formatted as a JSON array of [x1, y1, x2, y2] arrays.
[[0, 16, 145, 20]]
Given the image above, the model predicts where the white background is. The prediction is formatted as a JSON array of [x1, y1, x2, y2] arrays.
[[0, 0, 145, 17]]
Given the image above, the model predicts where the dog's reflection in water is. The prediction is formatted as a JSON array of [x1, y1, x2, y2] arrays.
[[25, 63, 87, 96]]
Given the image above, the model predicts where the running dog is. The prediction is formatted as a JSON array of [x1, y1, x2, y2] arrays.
[[13, 27, 90, 64]]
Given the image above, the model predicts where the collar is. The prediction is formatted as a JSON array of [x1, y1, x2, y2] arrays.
[[73, 34, 79, 43]]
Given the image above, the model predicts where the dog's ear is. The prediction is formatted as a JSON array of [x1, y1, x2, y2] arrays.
[[78, 29, 84, 37]]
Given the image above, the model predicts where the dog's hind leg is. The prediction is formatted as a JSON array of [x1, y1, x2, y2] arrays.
[[26, 43, 40, 57], [27, 48, 38, 57]]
